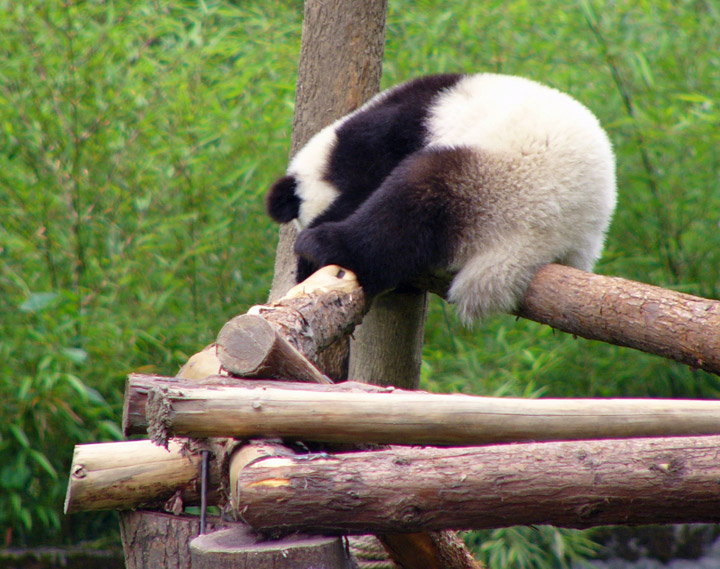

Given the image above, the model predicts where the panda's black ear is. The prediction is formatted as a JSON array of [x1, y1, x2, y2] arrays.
[[266, 175, 301, 223]]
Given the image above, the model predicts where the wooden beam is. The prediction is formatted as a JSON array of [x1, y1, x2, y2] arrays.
[[231, 435, 720, 534], [217, 264, 720, 378], [517, 264, 720, 375], [64, 439, 214, 514], [216, 265, 365, 381], [126, 374, 720, 445]]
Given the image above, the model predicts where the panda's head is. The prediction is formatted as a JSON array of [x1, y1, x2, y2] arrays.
[[266, 124, 341, 230]]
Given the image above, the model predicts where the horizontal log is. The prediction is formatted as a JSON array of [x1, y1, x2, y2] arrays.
[[260, 264, 720, 376], [231, 435, 720, 535], [517, 264, 720, 375], [64, 439, 215, 514], [127, 374, 720, 445], [123, 375, 389, 437]]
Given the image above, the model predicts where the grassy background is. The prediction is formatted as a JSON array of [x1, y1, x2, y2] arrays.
[[1, 0, 718, 566]]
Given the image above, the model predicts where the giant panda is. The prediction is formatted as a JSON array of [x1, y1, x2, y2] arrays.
[[266, 73, 616, 323]]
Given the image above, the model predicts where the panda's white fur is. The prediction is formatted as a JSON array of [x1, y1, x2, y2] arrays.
[[290, 126, 341, 228], [266, 73, 616, 323]]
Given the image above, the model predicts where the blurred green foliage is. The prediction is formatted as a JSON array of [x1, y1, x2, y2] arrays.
[[0, 0, 718, 566]]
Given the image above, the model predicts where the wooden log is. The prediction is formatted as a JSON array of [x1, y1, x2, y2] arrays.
[[216, 315, 330, 384], [190, 526, 353, 569], [349, 289, 429, 388], [64, 439, 219, 514], [120, 511, 227, 569], [227, 441, 476, 569], [517, 264, 720, 375], [217, 266, 365, 381], [176, 344, 227, 381], [126, 374, 720, 445], [252, 263, 720, 377], [231, 435, 720, 534], [379, 532, 481, 569], [123, 374, 388, 436]]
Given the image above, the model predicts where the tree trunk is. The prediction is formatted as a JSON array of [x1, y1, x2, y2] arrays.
[[232, 435, 720, 534], [126, 374, 720, 445], [119, 511, 227, 569], [349, 290, 428, 388]]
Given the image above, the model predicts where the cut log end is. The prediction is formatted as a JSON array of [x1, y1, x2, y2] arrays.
[[217, 314, 278, 376], [190, 526, 353, 569]]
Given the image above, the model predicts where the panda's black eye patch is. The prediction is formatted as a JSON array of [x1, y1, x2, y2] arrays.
[[266, 175, 301, 223]]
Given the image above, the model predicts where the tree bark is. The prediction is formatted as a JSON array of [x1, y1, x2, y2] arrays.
[[225, 263, 720, 378], [217, 266, 366, 381], [119, 511, 227, 569], [216, 315, 332, 383], [349, 290, 428, 388], [126, 373, 720, 445], [517, 264, 720, 375], [378, 533, 480, 569], [232, 435, 720, 534]]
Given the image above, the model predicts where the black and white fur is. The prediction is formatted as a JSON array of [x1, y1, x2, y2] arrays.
[[267, 73, 616, 322]]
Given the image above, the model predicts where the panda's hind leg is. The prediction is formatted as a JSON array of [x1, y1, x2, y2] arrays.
[[447, 239, 547, 324], [294, 147, 474, 297]]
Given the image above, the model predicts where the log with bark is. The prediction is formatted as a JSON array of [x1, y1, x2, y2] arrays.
[[218, 264, 720, 378], [125, 374, 720, 445], [517, 264, 720, 375], [230, 435, 720, 535], [217, 266, 365, 381], [64, 432, 720, 532], [120, 511, 229, 569]]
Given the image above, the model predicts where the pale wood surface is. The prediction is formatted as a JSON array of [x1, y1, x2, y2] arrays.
[[127, 374, 720, 444], [190, 526, 352, 569], [64, 439, 211, 514]]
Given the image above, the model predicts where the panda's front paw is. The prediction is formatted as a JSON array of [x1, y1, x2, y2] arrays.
[[294, 226, 328, 266], [296, 256, 319, 283], [295, 224, 354, 282], [294, 225, 338, 282]]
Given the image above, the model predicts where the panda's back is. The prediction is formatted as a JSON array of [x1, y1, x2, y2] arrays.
[[426, 73, 611, 162], [424, 73, 616, 254]]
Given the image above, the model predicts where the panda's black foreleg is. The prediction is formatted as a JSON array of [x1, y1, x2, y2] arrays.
[[295, 256, 321, 284], [294, 147, 469, 297]]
